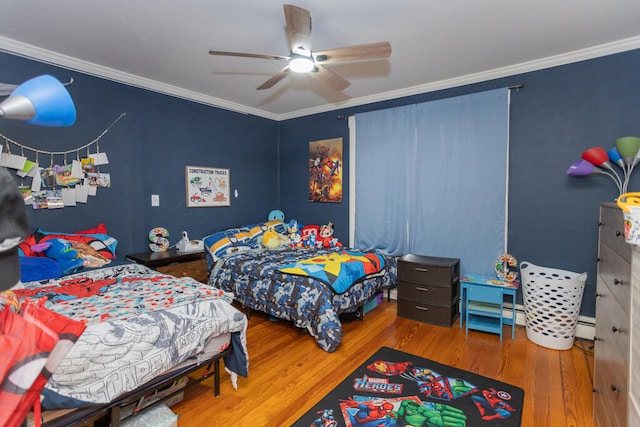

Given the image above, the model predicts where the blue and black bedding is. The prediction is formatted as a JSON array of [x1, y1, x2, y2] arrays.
[[208, 246, 397, 352]]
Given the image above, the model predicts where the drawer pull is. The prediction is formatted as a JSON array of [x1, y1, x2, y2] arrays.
[[415, 306, 429, 311], [611, 326, 623, 334], [610, 384, 622, 393], [415, 287, 429, 292], [613, 278, 624, 285], [615, 230, 622, 237], [415, 267, 429, 273]]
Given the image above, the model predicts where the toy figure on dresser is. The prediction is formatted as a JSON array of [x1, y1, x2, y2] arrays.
[[318, 222, 342, 248]]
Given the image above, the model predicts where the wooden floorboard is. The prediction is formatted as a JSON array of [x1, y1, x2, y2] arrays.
[[171, 301, 595, 426]]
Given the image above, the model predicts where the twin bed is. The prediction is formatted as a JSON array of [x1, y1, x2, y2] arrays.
[[204, 220, 397, 352], [12, 263, 248, 426], [13, 219, 396, 425]]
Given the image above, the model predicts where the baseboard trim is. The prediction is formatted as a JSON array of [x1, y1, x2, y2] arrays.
[[387, 289, 595, 340]]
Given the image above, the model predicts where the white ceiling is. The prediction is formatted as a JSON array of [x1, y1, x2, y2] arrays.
[[1, 1, 639, 121]]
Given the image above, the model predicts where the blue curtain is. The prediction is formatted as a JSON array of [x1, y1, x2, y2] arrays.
[[354, 88, 509, 276]]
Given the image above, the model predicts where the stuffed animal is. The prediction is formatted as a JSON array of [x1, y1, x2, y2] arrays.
[[262, 229, 290, 249], [268, 209, 285, 222], [301, 225, 320, 248], [319, 222, 342, 248], [39, 238, 84, 276], [287, 219, 302, 247]]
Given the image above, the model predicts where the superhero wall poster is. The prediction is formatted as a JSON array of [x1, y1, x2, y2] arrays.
[[293, 347, 524, 427], [309, 137, 343, 203]]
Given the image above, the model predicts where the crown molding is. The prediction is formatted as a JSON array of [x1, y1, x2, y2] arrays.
[[278, 35, 640, 120], [0, 36, 280, 121], [2, 35, 639, 122]]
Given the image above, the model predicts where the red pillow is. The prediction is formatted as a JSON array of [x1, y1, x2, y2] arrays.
[[74, 223, 108, 235]]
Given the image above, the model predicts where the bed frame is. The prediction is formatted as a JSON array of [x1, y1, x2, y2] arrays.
[[40, 347, 231, 427]]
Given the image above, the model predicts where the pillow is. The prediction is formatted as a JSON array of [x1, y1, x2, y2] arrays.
[[74, 223, 108, 235], [204, 228, 253, 261]]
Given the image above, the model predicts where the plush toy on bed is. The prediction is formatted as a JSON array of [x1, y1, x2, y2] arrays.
[[300, 225, 320, 248], [287, 219, 303, 248], [318, 222, 342, 248], [36, 238, 84, 276], [261, 229, 289, 249]]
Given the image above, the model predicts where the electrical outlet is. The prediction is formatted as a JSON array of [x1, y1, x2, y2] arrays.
[[151, 194, 160, 206]]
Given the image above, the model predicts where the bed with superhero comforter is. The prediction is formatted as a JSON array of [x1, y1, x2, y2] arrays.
[[12, 263, 248, 420], [205, 222, 396, 352]]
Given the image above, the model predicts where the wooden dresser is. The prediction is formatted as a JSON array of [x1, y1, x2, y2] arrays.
[[396, 254, 460, 327], [593, 203, 632, 427], [630, 245, 640, 425]]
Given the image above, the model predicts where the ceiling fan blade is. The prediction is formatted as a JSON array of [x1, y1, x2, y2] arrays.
[[208, 50, 289, 61], [312, 65, 351, 91], [257, 66, 290, 90], [283, 4, 312, 56], [313, 42, 392, 64]]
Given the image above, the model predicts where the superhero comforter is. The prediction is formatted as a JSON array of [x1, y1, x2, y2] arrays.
[[209, 247, 397, 352], [14, 264, 249, 409]]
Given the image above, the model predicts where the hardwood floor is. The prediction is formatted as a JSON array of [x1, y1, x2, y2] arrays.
[[171, 301, 595, 426]]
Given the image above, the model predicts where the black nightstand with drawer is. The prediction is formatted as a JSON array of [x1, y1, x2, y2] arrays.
[[397, 254, 460, 327]]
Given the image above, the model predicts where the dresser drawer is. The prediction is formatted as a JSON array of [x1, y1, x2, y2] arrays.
[[600, 204, 631, 262], [596, 278, 630, 357], [397, 255, 459, 286], [594, 363, 627, 427], [598, 243, 631, 314], [397, 298, 459, 327], [397, 280, 454, 306], [630, 248, 640, 415]]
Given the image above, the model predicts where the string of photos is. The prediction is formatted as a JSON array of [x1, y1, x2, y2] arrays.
[[0, 112, 126, 209]]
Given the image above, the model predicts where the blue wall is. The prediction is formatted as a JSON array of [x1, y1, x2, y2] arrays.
[[3, 48, 640, 318], [279, 49, 640, 318], [0, 51, 279, 258]]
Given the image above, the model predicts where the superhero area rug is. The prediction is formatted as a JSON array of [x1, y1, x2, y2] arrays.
[[292, 346, 524, 427]]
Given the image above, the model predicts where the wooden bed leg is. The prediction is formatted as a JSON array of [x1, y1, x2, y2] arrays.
[[110, 406, 121, 427], [214, 358, 221, 397]]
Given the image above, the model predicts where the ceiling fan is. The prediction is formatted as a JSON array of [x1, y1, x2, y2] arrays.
[[208, 4, 391, 91]]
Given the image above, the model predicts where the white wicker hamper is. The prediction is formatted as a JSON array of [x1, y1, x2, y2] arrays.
[[520, 261, 587, 350]]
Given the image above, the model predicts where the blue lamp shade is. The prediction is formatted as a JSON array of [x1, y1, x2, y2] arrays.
[[0, 75, 76, 126], [607, 147, 623, 163]]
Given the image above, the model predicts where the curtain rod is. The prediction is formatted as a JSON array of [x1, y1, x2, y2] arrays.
[[337, 83, 525, 119]]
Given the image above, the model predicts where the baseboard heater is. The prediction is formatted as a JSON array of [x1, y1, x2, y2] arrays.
[[388, 288, 595, 341]]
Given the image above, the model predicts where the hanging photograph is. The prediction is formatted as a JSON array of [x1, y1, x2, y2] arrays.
[[186, 166, 230, 207], [309, 137, 343, 203]]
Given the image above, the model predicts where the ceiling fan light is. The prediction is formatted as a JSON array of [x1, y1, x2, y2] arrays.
[[289, 56, 314, 73]]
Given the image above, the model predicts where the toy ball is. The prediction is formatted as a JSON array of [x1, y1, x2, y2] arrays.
[[268, 210, 285, 221]]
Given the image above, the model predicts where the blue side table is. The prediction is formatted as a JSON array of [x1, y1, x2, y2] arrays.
[[459, 274, 519, 340]]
